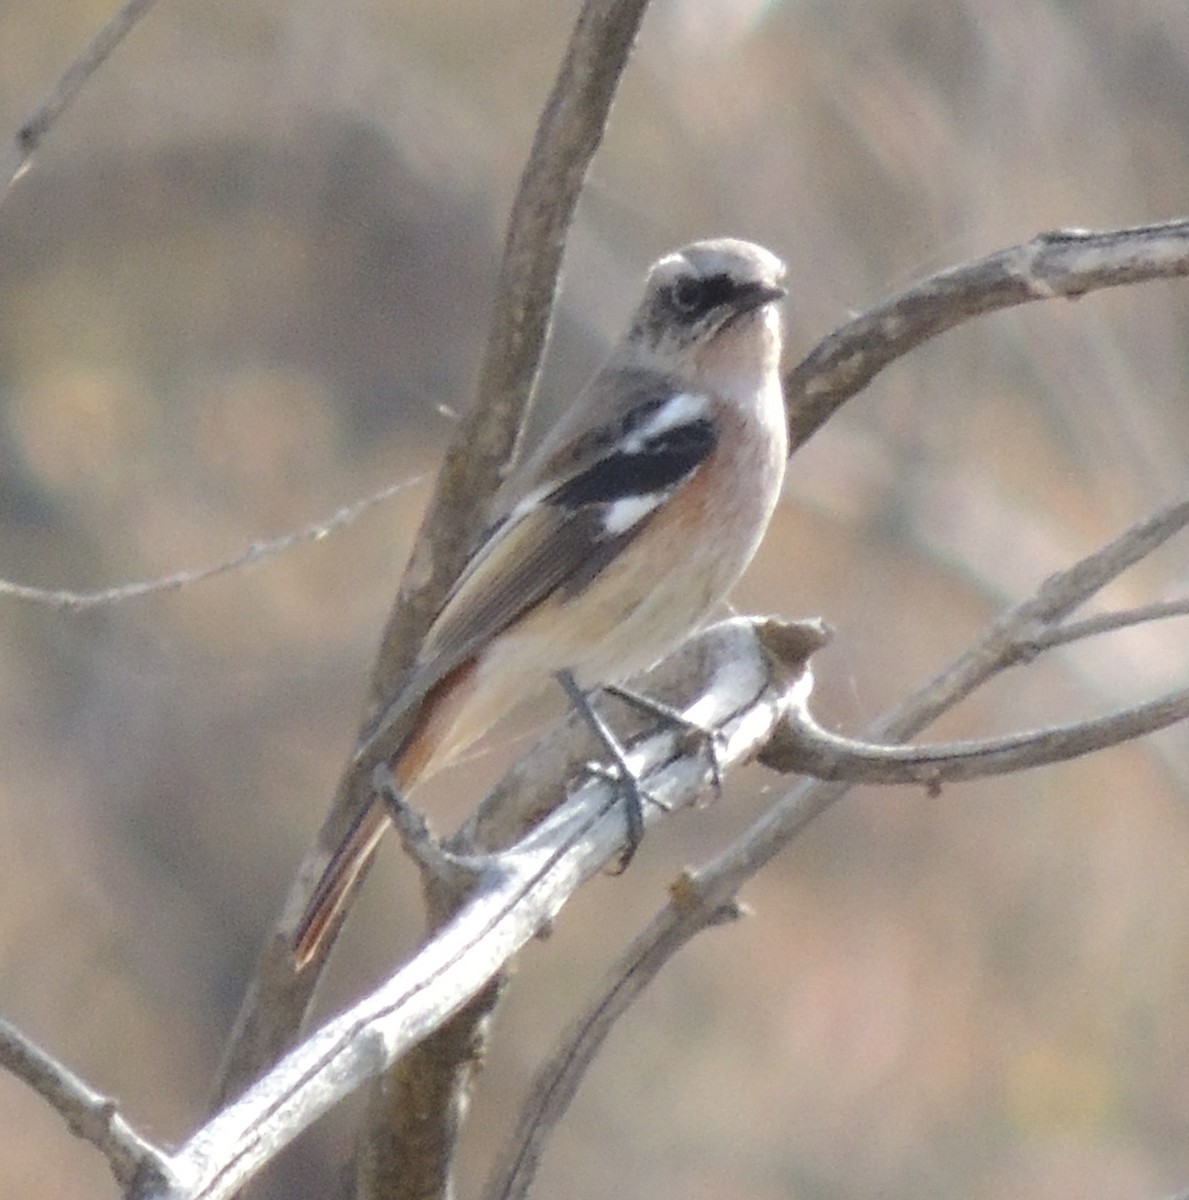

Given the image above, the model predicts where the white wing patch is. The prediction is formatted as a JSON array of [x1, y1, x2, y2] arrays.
[[600, 493, 667, 535]]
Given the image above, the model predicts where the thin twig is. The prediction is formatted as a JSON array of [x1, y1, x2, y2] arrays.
[[890, 498, 1189, 730], [1010, 596, 1189, 658], [2, 0, 167, 196], [0, 477, 425, 611], [0, 1018, 171, 1192]]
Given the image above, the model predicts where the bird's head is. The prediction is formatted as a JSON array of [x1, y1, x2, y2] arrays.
[[625, 238, 786, 380]]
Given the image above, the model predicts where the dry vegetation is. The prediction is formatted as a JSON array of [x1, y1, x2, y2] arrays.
[[1, 2, 1189, 1198]]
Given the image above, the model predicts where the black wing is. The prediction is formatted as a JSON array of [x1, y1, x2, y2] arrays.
[[404, 380, 717, 693]]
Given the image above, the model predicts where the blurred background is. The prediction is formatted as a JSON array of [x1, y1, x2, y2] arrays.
[[2, 1, 1189, 1197]]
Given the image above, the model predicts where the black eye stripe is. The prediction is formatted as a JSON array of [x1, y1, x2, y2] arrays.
[[671, 272, 737, 318]]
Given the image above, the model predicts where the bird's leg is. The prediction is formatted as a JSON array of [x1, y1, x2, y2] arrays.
[[602, 683, 726, 797], [555, 670, 651, 870]]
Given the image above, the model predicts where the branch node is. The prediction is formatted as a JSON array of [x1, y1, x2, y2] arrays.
[[372, 765, 489, 894], [918, 769, 944, 799], [1006, 636, 1042, 666], [708, 899, 749, 926], [668, 869, 703, 912], [755, 616, 832, 683], [668, 869, 742, 925], [16, 119, 42, 154]]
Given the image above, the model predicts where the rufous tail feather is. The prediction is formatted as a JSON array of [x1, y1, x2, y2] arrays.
[[293, 801, 390, 968], [291, 663, 476, 967]]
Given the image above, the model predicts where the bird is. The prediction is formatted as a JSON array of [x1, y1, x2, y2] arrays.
[[293, 237, 789, 967]]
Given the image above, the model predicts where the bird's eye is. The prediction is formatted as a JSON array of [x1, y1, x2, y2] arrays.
[[670, 272, 736, 319], [670, 276, 707, 315]]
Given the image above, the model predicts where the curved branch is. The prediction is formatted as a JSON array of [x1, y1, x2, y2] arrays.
[[784, 220, 1189, 449], [765, 685, 1189, 785], [0, 1019, 170, 1192], [484, 497, 1189, 1200], [137, 618, 797, 1200], [480, 881, 743, 1200], [893, 498, 1189, 728]]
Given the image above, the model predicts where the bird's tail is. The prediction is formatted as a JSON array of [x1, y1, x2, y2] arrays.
[[292, 800, 390, 968], [291, 662, 477, 968]]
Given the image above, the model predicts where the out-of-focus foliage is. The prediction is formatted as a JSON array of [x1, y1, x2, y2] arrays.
[[1, 2, 1189, 1197]]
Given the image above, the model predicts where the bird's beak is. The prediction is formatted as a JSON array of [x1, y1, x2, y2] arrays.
[[736, 281, 787, 313]]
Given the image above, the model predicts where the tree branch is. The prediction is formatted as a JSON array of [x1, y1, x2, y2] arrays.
[[784, 220, 1189, 450], [1, 0, 166, 197], [482, 497, 1189, 1200], [134, 617, 803, 1200], [214, 0, 652, 1112], [355, 7, 652, 1195], [887, 497, 1189, 730], [0, 1018, 171, 1193], [479, 877, 745, 1200], [765, 683, 1189, 784], [1010, 596, 1189, 658]]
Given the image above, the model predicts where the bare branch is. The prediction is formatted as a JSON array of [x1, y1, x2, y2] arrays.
[[0, 1018, 171, 1192], [735, 499, 1189, 866], [0, 477, 424, 611], [480, 879, 744, 1200], [366, 0, 653, 715], [137, 618, 798, 1200], [785, 220, 1189, 449], [485, 499, 1189, 1199], [215, 0, 652, 1112], [1011, 596, 1189, 658], [766, 684, 1189, 784], [470, 0, 653, 472], [891, 497, 1189, 731], [1, 0, 166, 197]]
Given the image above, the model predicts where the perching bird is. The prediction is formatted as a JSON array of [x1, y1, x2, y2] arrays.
[[294, 237, 789, 966]]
